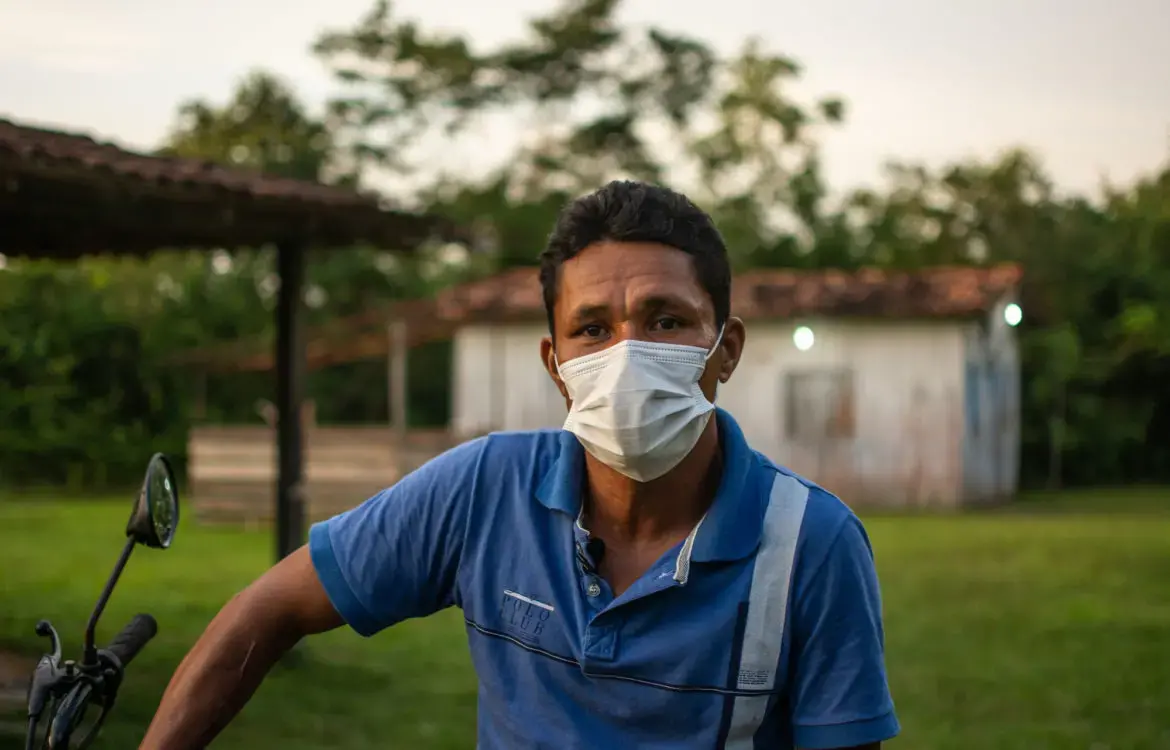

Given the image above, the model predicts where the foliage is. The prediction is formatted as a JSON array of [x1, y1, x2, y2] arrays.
[[0, 260, 188, 488], [313, 0, 844, 264], [0, 0, 1168, 488], [158, 70, 338, 183]]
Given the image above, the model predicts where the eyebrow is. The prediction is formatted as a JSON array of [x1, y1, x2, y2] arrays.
[[636, 295, 693, 315], [566, 294, 698, 327], [567, 304, 610, 328]]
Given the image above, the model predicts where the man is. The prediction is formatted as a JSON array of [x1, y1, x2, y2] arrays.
[[140, 181, 899, 749]]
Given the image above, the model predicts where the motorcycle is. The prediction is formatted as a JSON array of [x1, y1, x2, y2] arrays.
[[23, 453, 180, 750]]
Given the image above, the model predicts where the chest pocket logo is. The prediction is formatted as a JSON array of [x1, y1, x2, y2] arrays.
[[500, 590, 554, 642]]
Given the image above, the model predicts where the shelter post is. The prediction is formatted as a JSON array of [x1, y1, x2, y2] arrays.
[[275, 241, 307, 562], [389, 318, 409, 476], [194, 369, 207, 421]]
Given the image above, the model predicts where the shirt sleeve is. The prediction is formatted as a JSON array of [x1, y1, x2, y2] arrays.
[[307, 437, 487, 637], [789, 514, 900, 749]]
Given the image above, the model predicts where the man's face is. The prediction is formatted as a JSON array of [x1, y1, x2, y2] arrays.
[[540, 240, 745, 405]]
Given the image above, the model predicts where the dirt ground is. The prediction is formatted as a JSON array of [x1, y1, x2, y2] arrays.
[[0, 649, 34, 708], [0, 650, 35, 741]]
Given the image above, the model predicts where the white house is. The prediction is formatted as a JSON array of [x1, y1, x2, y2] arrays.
[[441, 264, 1023, 508]]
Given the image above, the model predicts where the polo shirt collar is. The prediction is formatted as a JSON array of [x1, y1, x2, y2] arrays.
[[534, 408, 762, 564]]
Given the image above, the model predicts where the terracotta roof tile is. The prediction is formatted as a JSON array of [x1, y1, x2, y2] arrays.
[[433, 264, 1022, 323]]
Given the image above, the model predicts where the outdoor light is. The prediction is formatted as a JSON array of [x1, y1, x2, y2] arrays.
[[793, 326, 815, 351], [1003, 303, 1023, 327]]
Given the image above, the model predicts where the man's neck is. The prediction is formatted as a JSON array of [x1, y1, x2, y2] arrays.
[[582, 419, 723, 545]]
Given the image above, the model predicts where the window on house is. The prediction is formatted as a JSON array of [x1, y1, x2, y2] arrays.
[[784, 369, 856, 440]]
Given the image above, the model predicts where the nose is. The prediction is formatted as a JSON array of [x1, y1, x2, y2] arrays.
[[612, 321, 638, 344], [612, 320, 666, 345]]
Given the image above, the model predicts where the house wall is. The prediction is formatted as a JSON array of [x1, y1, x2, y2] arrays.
[[451, 319, 971, 507], [451, 323, 565, 436], [716, 320, 967, 507]]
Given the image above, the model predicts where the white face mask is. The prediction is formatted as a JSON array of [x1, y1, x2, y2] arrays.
[[555, 328, 724, 482]]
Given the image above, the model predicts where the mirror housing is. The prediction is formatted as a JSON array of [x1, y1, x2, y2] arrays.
[[126, 453, 180, 549]]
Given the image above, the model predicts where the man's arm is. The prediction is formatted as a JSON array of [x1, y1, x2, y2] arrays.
[[138, 436, 490, 749], [138, 546, 340, 749]]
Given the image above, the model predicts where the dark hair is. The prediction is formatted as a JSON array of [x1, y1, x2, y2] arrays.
[[538, 180, 731, 334]]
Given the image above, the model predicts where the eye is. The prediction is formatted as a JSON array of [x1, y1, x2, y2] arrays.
[[581, 324, 605, 338], [651, 317, 682, 331]]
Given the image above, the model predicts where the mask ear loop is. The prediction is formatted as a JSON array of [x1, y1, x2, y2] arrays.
[[705, 324, 727, 361]]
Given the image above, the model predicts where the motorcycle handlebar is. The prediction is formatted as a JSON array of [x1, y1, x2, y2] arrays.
[[102, 614, 158, 668]]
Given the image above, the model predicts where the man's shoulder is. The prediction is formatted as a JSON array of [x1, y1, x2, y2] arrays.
[[473, 427, 565, 463], [751, 454, 868, 568], [429, 428, 565, 484]]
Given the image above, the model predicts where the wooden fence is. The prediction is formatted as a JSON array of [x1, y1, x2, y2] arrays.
[[188, 426, 459, 525]]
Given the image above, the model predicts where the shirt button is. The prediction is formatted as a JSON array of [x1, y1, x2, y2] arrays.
[[586, 580, 601, 597]]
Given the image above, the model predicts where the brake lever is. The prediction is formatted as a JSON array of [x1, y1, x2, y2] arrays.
[[27, 619, 126, 750], [27, 621, 64, 721]]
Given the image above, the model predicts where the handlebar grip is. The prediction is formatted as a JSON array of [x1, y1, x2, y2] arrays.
[[103, 614, 158, 668]]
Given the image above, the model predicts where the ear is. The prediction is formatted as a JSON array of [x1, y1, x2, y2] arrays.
[[716, 317, 746, 383], [540, 336, 569, 401]]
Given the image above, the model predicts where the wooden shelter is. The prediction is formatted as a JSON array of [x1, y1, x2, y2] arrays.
[[0, 116, 458, 561]]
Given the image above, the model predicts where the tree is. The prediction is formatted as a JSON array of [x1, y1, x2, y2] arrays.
[[314, 0, 710, 193], [689, 39, 845, 267], [314, 0, 845, 268], [159, 70, 337, 183]]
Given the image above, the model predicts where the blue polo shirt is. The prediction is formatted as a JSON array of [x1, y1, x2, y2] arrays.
[[309, 409, 899, 749]]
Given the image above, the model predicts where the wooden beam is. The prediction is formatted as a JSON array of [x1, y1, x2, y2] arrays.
[[390, 319, 409, 476], [194, 369, 207, 420]]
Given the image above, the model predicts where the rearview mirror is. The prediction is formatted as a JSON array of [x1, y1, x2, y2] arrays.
[[126, 453, 180, 549]]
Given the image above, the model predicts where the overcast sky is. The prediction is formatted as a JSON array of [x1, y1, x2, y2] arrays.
[[1, 0, 1167, 197]]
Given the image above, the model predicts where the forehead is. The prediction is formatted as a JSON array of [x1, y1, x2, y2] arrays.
[[553, 241, 708, 314]]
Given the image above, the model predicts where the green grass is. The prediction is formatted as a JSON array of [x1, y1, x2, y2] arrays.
[[2, 490, 1169, 749]]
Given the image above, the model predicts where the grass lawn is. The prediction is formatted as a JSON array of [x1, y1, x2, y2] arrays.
[[2, 489, 1169, 749]]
